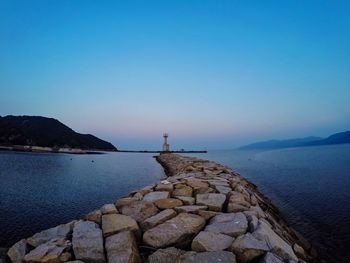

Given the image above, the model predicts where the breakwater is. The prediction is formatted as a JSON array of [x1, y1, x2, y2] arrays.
[[4, 153, 317, 263]]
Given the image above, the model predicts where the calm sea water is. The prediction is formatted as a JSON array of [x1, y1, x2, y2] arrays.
[[0, 151, 164, 247], [1, 145, 349, 262], [186, 144, 350, 263]]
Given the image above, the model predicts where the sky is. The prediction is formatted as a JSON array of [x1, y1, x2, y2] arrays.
[[1, 0, 350, 150]]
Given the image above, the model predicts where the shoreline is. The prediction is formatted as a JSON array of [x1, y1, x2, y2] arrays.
[[4, 153, 318, 263], [0, 145, 114, 155]]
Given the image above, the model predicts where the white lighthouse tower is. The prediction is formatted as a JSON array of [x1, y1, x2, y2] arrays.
[[163, 133, 170, 152]]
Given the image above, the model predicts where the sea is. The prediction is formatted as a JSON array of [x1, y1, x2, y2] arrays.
[[1, 144, 350, 262]]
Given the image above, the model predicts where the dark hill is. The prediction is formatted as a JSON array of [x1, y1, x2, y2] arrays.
[[305, 131, 350, 146], [0, 115, 117, 151]]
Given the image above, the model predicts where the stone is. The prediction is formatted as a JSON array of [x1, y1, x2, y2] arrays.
[[205, 213, 248, 237], [105, 231, 140, 263], [172, 185, 193, 197], [24, 239, 72, 263], [228, 191, 250, 205], [230, 233, 269, 262], [148, 247, 185, 263], [191, 231, 234, 252], [258, 252, 283, 263], [176, 196, 195, 205], [155, 183, 174, 192], [174, 205, 208, 214], [27, 221, 75, 247], [101, 204, 118, 214], [102, 214, 139, 237], [154, 198, 183, 209], [185, 178, 209, 189], [72, 221, 105, 263], [143, 191, 170, 202], [293, 243, 307, 260], [120, 200, 159, 222], [196, 193, 226, 212], [194, 187, 216, 195], [143, 213, 206, 248], [115, 197, 137, 209], [138, 185, 154, 195], [227, 204, 250, 213], [133, 192, 143, 200], [177, 251, 236, 263], [253, 221, 298, 261], [249, 205, 266, 218], [7, 239, 28, 263], [140, 209, 177, 231], [85, 209, 102, 225], [198, 210, 221, 221], [215, 185, 232, 195], [246, 214, 259, 232]]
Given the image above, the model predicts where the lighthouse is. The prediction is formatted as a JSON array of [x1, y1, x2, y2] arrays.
[[163, 133, 170, 152]]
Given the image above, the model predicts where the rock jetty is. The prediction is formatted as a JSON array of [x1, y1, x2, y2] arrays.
[[6, 153, 317, 263]]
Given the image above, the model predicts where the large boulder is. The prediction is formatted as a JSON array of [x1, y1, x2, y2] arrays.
[[177, 251, 236, 263], [27, 221, 75, 247], [105, 231, 140, 263], [205, 213, 248, 237], [72, 221, 105, 263], [100, 204, 118, 214], [143, 213, 205, 248], [196, 193, 226, 212], [176, 196, 195, 205], [140, 209, 177, 231], [191, 231, 234, 252], [7, 239, 28, 263], [143, 192, 170, 202], [148, 247, 185, 263], [115, 197, 138, 209], [120, 201, 159, 222], [155, 198, 183, 209], [253, 221, 298, 261], [155, 183, 174, 193], [172, 185, 193, 197], [230, 233, 269, 262], [102, 214, 139, 237], [85, 209, 102, 225], [24, 239, 72, 263]]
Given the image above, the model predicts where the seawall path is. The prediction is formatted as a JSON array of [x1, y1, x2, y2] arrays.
[[5, 153, 317, 263]]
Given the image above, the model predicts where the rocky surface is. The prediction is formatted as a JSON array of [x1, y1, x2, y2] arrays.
[[6, 153, 317, 263]]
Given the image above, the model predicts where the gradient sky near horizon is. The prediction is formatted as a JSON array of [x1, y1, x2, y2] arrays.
[[1, 0, 350, 150]]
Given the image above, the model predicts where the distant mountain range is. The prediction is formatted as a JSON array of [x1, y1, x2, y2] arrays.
[[0, 115, 117, 151], [239, 131, 350, 150]]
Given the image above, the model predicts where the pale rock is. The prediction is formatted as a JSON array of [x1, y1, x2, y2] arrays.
[[196, 193, 226, 212], [293, 243, 307, 260], [102, 214, 139, 237], [7, 239, 28, 263], [177, 251, 236, 263], [185, 178, 209, 189], [250, 205, 266, 218], [100, 204, 118, 214], [205, 213, 248, 237], [253, 220, 298, 261], [143, 191, 170, 202], [24, 239, 72, 263], [140, 209, 177, 231], [191, 231, 234, 252], [120, 200, 159, 222], [143, 213, 205, 248], [148, 247, 185, 263], [27, 221, 75, 247], [214, 185, 232, 195], [85, 209, 102, 225], [230, 233, 269, 262], [246, 214, 259, 232], [174, 205, 208, 214], [133, 192, 143, 200], [72, 221, 105, 263], [105, 231, 140, 263], [154, 198, 183, 209]]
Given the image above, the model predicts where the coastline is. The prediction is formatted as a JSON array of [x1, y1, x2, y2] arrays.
[[0, 145, 113, 154], [4, 153, 318, 263]]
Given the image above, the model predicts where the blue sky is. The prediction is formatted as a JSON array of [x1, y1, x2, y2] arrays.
[[1, 0, 350, 150]]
